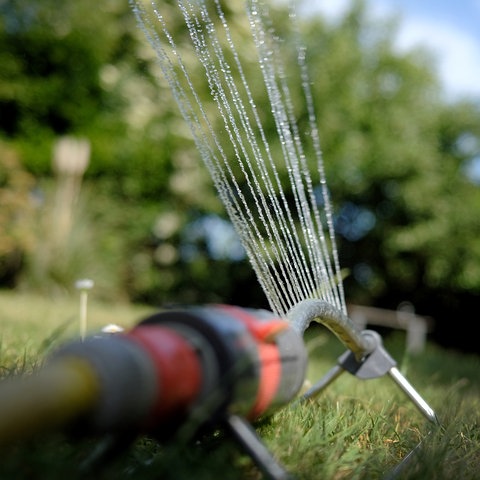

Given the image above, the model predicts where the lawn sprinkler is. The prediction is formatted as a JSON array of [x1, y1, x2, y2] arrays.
[[0, 301, 438, 479], [289, 300, 438, 425]]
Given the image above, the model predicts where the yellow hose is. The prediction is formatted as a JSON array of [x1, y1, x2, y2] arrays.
[[0, 358, 100, 446]]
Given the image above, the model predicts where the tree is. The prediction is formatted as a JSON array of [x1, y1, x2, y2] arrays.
[[300, 1, 480, 350], [0, 0, 186, 297]]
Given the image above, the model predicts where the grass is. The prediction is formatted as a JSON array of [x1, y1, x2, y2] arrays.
[[0, 289, 479, 479]]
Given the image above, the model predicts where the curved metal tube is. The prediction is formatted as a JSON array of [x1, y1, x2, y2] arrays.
[[287, 299, 376, 361]]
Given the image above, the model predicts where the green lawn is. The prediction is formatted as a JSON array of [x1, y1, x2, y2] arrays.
[[0, 290, 479, 479]]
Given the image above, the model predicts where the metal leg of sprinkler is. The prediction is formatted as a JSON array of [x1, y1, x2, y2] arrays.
[[388, 367, 439, 425], [382, 430, 435, 480], [226, 414, 295, 480], [79, 433, 137, 476], [301, 364, 345, 401]]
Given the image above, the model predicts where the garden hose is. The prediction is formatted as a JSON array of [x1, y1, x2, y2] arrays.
[[0, 358, 99, 445], [0, 304, 307, 447]]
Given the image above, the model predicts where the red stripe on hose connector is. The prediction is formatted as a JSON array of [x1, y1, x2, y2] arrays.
[[248, 343, 281, 419], [215, 304, 289, 342], [215, 304, 284, 419], [127, 325, 202, 423]]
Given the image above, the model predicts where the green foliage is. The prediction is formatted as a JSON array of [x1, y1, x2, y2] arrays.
[[0, 1, 125, 168], [0, 143, 37, 286]]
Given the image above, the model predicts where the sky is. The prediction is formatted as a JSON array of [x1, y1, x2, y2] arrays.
[[301, 0, 480, 101]]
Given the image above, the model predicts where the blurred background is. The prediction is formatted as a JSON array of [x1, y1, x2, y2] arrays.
[[1, 0, 479, 353]]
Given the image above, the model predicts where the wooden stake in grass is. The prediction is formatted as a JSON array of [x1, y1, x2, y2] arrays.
[[75, 279, 94, 340]]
